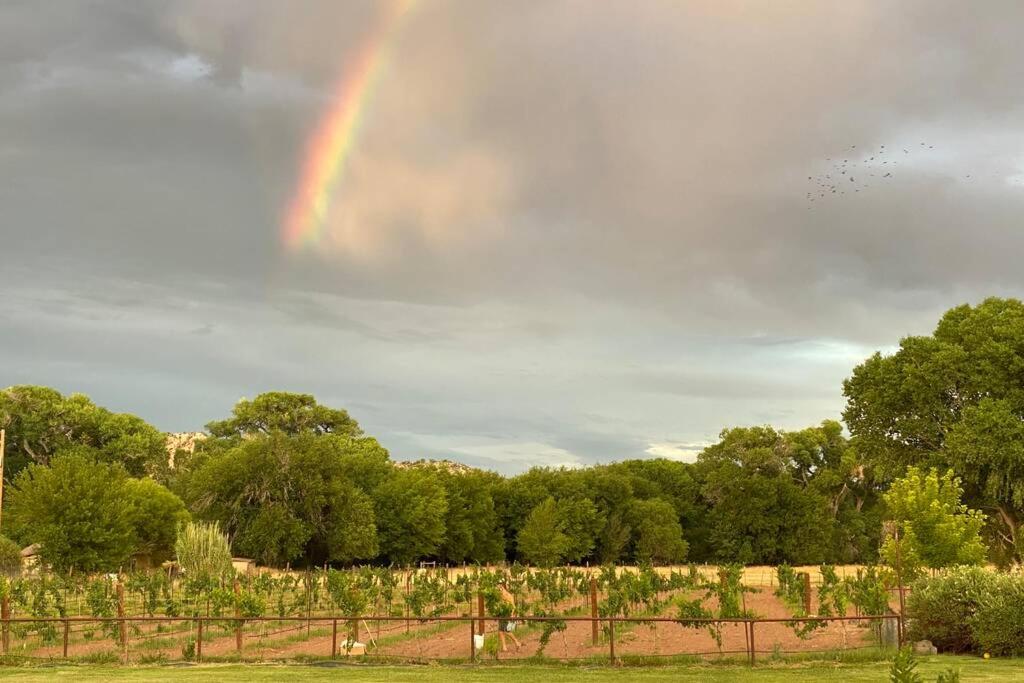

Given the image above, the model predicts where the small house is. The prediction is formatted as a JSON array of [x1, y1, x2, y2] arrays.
[[231, 557, 256, 576]]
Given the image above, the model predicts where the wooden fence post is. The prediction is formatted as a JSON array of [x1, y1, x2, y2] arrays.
[[801, 572, 812, 615], [469, 619, 476, 662], [405, 571, 412, 634], [2, 594, 9, 654], [62, 618, 69, 659], [234, 578, 243, 655], [477, 592, 485, 635], [116, 581, 127, 663], [608, 617, 616, 664], [589, 577, 599, 645], [197, 618, 204, 662], [748, 620, 756, 665], [305, 570, 312, 637], [331, 619, 338, 659]]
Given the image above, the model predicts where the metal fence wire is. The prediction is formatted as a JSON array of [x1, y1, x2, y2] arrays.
[[0, 613, 903, 665]]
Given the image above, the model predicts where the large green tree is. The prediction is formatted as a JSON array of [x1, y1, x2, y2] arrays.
[[8, 452, 135, 572], [944, 399, 1024, 559], [0, 385, 166, 479], [697, 425, 838, 564], [844, 297, 1024, 560], [556, 496, 602, 563], [206, 392, 361, 438], [372, 468, 448, 565], [124, 478, 191, 565], [435, 468, 504, 564], [516, 497, 570, 567], [7, 451, 184, 572], [186, 432, 381, 566], [605, 459, 708, 558], [627, 497, 688, 564]]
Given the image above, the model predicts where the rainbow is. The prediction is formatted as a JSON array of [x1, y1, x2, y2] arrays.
[[282, 0, 417, 250]]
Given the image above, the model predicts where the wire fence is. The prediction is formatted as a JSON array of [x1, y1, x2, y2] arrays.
[[0, 612, 903, 666]]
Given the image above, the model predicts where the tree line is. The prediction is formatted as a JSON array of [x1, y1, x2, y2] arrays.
[[2, 297, 1022, 573]]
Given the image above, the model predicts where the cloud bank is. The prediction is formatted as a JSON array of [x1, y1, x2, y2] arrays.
[[3, 0, 1024, 472]]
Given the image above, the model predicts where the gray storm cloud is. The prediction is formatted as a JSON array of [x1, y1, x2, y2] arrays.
[[3, 0, 1024, 472]]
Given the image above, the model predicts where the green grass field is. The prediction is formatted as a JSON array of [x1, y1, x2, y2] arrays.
[[0, 656, 1019, 682]]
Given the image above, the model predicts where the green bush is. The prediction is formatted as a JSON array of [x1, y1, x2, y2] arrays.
[[0, 536, 22, 576], [969, 574, 1024, 656], [906, 566, 998, 653], [908, 567, 1024, 656]]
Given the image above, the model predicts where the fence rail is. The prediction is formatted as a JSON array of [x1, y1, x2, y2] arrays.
[[0, 613, 903, 666]]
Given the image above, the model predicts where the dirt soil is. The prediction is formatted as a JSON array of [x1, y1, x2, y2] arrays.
[[18, 584, 893, 663]]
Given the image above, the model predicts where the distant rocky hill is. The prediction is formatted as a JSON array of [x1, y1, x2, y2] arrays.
[[393, 459, 478, 475], [161, 437, 476, 476], [164, 431, 206, 467]]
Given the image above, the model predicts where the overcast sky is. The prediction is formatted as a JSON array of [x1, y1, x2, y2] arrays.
[[4, 1, 1024, 473]]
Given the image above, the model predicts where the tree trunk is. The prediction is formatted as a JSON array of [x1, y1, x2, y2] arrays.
[[995, 504, 1020, 560]]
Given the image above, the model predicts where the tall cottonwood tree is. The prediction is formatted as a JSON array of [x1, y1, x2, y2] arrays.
[[186, 432, 381, 566], [696, 424, 866, 564], [0, 385, 166, 479], [206, 391, 361, 439], [435, 468, 504, 564], [844, 297, 1024, 561], [372, 468, 448, 565]]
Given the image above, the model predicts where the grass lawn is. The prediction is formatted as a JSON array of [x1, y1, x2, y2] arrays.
[[0, 656, 1019, 682]]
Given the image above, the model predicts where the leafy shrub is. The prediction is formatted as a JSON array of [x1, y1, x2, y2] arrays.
[[847, 566, 890, 616], [817, 564, 849, 617], [0, 536, 22, 576], [774, 564, 804, 613], [889, 646, 921, 683], [888, 647, 960, 683], [969, 573, 1024, 656], [906, 566, 998, 653], [181, 636, 196, 661], [908, 567, 1024, 656]]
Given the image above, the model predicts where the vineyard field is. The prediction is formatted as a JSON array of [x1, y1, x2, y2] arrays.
[[0, 563, 903, 664]]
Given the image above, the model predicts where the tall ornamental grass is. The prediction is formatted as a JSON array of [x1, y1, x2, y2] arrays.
[[174, 521, 232, 577]]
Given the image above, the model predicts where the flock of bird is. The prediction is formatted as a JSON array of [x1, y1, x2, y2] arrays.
[[805, 141, 945, 205]]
